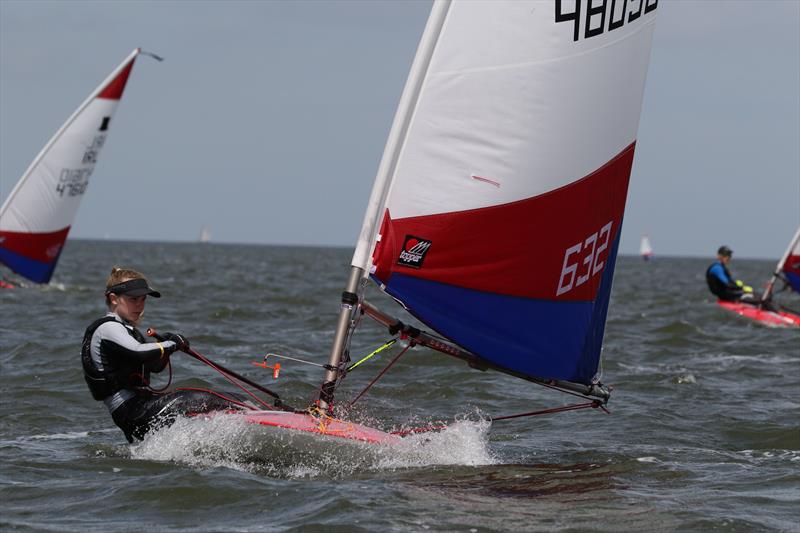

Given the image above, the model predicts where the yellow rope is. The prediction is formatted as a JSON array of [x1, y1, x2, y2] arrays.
[[348, 339, 397, 371]]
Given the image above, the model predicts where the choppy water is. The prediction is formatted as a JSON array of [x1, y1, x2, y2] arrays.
[[1, 241, 798, 532]]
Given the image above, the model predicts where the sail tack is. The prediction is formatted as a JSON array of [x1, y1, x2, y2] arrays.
[[360, 0, 658, 386], [0, 49, 141, 283]]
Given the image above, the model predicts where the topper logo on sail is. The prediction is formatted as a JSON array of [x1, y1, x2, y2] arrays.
[[397, 236, 432, 269]]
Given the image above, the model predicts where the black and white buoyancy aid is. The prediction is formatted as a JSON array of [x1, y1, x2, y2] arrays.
[[81, 316, 163, 403]]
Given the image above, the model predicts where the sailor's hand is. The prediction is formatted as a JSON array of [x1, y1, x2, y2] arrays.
[[742, 285, 753, 293], [735, 280, 744, 288], [163, 332, 190, 352]]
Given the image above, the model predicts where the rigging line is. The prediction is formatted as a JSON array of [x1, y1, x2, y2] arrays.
[[390, 401, 607, 437], [146, 359, 173, 393], [346, 339, 398, 371], [186, 349, 273, 409], [176, 386, 256, 411], [347, 343, 413, 409], [490, 400, 608, 422], [140, 51, 164, 62], [147, 328, 282, 401]]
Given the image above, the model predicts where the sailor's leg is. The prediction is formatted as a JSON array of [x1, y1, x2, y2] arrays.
[[113, 391, 244, 441]]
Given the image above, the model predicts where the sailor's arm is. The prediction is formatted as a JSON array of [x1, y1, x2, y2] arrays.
[[96, 322, 177, 365]]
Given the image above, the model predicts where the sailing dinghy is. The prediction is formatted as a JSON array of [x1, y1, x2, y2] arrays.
[[640, 235, 654, 261], [0, 48, 158, 284], [717, 228, 800, 328], [172, 0, 660, 444]]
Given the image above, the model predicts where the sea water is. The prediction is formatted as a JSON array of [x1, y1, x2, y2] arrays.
[[1, 240, 798, 531]]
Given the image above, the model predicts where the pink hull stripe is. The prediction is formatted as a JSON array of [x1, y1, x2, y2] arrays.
[[240, 411, 400, 444]]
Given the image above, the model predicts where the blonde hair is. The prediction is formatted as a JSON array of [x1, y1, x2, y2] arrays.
[[106, 266, 147, 289], [105, 266, 150, 307]]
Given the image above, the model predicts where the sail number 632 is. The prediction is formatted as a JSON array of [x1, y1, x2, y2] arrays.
[[556, 221, 613, 296]]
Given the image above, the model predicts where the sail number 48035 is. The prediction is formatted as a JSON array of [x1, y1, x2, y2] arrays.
[[556, 221, 613, 296]]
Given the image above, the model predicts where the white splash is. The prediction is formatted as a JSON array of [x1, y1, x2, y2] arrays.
[[129, 413, 497, 478]]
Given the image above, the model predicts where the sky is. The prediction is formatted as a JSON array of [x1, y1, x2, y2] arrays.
[[1, 0, 798, 259]]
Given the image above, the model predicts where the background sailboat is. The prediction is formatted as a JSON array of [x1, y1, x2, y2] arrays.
[[716, 227, 800, 328], [0, 48, 158, 284], [199, 226, 212, 243], [640, 235, 654, 261], [763, 227, 800, 297]]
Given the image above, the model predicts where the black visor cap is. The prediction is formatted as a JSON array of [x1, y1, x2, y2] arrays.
[[717, 245, 733, 257], [106, 278, 161, 298]]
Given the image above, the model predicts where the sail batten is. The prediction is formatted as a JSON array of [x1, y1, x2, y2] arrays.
[[353, 0, 658, 387]]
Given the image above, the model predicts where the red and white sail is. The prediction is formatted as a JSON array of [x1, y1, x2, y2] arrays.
[[640, 235, 654, 260], [352, 0, 658, 385], [0, 48, 142, 283], [763, 227, 800, 299]]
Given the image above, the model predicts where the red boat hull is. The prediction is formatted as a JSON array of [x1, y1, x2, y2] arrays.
[[717, 301, 800, 328]]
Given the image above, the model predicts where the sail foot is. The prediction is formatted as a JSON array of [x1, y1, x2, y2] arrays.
[[361, 300, 611, 403]]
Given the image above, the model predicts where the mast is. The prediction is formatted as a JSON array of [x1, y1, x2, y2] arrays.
[[762, 227, 800, 301], [318, 1, 452, 412]]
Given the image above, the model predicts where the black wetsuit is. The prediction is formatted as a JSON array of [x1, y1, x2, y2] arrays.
[[705, 262, 777, 311], [82, 313, 242, 442]]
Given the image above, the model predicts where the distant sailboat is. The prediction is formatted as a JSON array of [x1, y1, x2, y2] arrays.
[[640, 235, 654, 261], [717, 227, 800, 328], [199, 227, 211, 243], [0, 48, 159, 284]]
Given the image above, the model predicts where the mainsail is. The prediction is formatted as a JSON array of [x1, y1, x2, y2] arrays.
[[640, 235, 654, 260], [322, 0, 658, 409], [762, 227, 800, 299], [0, 48, 151, 283]]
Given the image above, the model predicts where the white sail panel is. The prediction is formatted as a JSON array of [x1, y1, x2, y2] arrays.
[[379, 0, 656, 222], [0, 48, 141, 283], [640, 235, 653, 257], [0, 97, 123, 233]]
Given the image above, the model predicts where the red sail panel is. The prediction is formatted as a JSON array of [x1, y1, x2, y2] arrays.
[[372, 143, 635, 303]]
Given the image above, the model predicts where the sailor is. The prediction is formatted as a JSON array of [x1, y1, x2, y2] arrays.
[[82, 266, 242, 442], [705, 246, 763, 305]]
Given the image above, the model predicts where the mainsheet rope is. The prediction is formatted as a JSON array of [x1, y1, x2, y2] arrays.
[[390, 401, 608, 437]]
